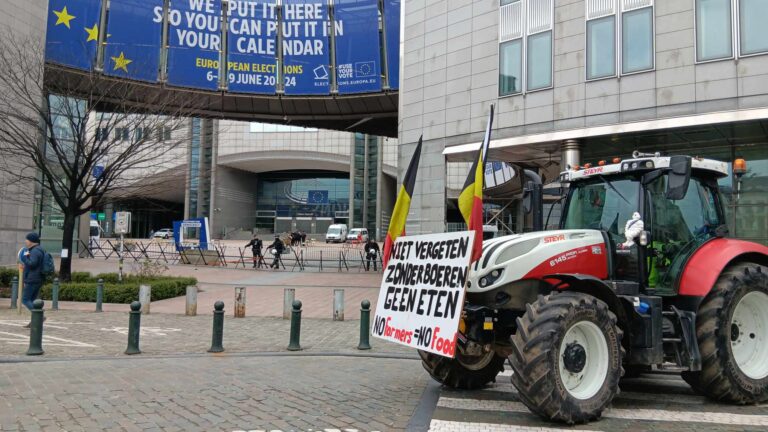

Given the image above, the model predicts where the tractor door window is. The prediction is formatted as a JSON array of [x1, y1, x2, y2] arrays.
[[646, 176, 720, 292]]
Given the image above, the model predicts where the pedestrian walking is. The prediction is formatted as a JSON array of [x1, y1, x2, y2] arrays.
[[267, 235, 285, 269], [244, 235, 263, 268], [19, 232, 46, 327], [364, 238, 380, 271]]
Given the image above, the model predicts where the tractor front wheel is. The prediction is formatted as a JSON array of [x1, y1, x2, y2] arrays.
[[419, 349, 506, 390], [681, 263, 768, 403], [509, 292, 624, 424]]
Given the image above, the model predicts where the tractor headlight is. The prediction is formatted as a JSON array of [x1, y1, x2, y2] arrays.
[[479, 269, 503, 288], [479, 277, 488, 287]]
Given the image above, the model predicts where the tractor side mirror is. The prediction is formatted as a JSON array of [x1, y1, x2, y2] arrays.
[[523, 181, 533, 214], [666, 156, 692, 200]]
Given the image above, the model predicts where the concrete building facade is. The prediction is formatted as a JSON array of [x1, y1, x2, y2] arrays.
[[400, 0, 768, 244]]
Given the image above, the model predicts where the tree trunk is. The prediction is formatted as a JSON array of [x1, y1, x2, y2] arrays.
[[59, 210, 76, 282]]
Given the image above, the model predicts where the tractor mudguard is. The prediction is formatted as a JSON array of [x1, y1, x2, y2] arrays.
[[678, 238, 768, 297]]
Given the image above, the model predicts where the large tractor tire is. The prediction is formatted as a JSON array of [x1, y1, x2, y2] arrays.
[[419, 349, 506, 390], [681, 263, 768, 404], [509, 292, 624, 424]]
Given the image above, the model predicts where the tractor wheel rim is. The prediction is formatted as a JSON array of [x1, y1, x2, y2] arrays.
[[731, 290, 768, 380], [457, 350, 495, 371], [558, 320, 609, 400]]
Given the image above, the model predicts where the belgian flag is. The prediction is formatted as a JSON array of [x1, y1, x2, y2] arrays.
[[383, 136, 423, 267], [458, 105, 494, 263]]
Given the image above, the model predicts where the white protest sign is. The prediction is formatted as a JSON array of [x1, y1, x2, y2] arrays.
[[372, 231, 474, 358]]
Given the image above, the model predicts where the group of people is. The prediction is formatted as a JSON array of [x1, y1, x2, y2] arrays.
[[244, 233, 382, 271], [288, 231, 307, 246], [244, 235, 286, 269]]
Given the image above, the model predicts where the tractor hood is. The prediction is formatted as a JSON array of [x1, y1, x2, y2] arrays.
[[467, 229, 608, 293]]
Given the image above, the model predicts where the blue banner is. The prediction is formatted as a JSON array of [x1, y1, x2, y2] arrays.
[[307, 190, 329, 204], [103, 0, 163, 82], [333, 0, 381, 94], [45, 0, 103, 70], [166, 0, 222, 90], [226, 0, 278, 94], [383, 0, 400, 89], [282, 0, 330, 95]]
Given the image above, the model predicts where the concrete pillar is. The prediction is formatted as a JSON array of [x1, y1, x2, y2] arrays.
[[561, 139, 583, 170]]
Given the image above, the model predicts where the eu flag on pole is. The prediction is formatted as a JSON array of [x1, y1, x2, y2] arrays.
[[307, 190, 329, 204], [45, 0, 103, 70]]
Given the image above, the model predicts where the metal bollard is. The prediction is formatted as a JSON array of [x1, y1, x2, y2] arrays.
[[333, 289, 344, 321], [26, 299, 44, 356], [283, 288, 295, 320], [139, 285, 151, 314], [95, 278, 104, 312], [358, 300, 372, 350], [9, 276, 18, 309], [208, 301, 225, 353], [234, 286, 246, 318], [51, 278, 59, 311], [125, 301, 142, 355], [185, 286, 198, 316], [287, 300, 302, 351]]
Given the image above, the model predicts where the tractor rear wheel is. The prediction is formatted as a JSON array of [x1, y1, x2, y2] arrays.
[[419, 349, 506, 390], [509, 292, 624, 424], [681, 263, 768, 403]]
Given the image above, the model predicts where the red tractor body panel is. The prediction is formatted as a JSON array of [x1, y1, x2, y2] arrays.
[[678, 238, 768, 297]]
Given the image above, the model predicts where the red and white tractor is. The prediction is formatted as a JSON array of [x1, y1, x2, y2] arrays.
[[420, 151, 768, 423]]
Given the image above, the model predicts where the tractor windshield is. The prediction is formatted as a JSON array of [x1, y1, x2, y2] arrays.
[[562, 177, 640, 243]]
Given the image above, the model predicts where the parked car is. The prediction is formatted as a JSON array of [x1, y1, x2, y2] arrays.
[[325, 224, 348, 243], [153, 228, 173, 239], [346, 228, 369, 243]]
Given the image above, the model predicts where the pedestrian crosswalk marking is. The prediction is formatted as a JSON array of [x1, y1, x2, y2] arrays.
[[437, 397, 768, 426], [429, 419, 603, 432], [0, 331, 97, 348]]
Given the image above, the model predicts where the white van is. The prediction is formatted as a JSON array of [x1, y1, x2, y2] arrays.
[[346, 228, 369, 243], [325, 224, 348, 243], [89, 220, 103, 245]]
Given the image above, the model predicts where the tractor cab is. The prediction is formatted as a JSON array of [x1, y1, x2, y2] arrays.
[[559, 152, 729, 295]]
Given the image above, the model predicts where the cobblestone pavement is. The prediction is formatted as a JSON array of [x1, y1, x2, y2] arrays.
[[0, 355, 428, 432], [427, 369, 768, 431], [0, 309, 412, 359]]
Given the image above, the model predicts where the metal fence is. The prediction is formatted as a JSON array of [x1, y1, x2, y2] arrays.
[[78, 239, 384, 273]]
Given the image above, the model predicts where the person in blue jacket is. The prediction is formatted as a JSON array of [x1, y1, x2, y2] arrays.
[[20, 232, 45, 316]]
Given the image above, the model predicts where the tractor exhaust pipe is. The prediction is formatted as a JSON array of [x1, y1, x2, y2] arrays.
[[523, 170, 543, 232]]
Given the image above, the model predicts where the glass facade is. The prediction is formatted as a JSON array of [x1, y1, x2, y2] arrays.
[[696, 0, 733, 61], [527, 31, 552, 91], [587, 16, 616, 79], [255, 171, 349, 220], [188, 118, 201, 218]]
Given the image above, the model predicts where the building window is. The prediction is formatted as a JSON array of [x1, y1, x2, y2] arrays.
[[115, 127, 129, 141], [498, 0, 553, 95], [499, 39, 522, 95], [738, 0, 768, 56], [587, 15, 616, 79], [622, 6, 654, 73], [157, 126, 172, 141], [695, 0, 733, 61], [95, 127, 109, 142], [586, 0, 654, 80]]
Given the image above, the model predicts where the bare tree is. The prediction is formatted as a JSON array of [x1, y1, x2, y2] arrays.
[[0, 32, 194, 281]]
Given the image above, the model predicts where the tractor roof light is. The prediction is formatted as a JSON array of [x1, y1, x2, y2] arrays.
[[734, 158, 747, 176], [583, 163, 592, 169], [612, 157, 621, 164], [598, 160, 606, 166]]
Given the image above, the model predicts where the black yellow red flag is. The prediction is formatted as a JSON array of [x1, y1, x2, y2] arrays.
[[382, 136, 422, 267], [458, 105, 494, 263]]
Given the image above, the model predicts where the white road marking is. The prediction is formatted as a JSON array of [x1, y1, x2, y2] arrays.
[[0, 331, 97, 348], [429, 419, 602, 432], [100, 326, 181, 336], [437, 397, 768, 426], [233, 429, 369, 432], [498, 369, 513, 377]]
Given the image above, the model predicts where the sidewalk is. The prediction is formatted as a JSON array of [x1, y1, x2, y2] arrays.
[[0, 309, 413, 359], [16, 258, 387, 320]]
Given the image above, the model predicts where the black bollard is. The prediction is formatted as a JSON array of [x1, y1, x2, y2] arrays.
[[287, 300, 302, 351], [26, 299, 44, 356], [358, 300, 372, 350], [208, 301, 225, 353], [10, 276, 18, 309], [95, 278, 104, 312], [125, 301, 142, 355], [52, 278, 60, 311]]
